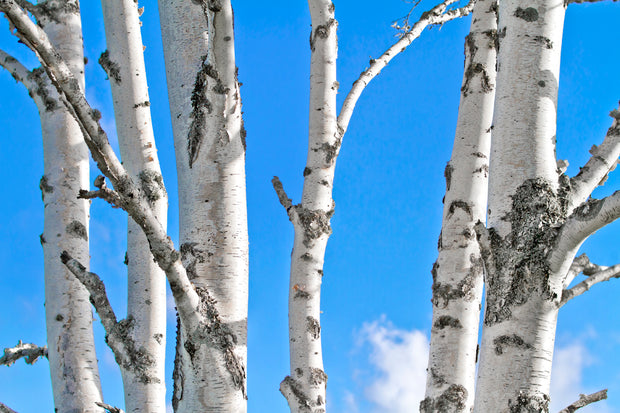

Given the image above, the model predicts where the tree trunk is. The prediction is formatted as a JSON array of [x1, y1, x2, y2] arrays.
[[100, 1, 167, 411], [474, 0, 566, 411], [278, 1, 337, 412], [422, 0, 496, 411], [157, 1, 248, 411], [37, 1, 103, 411]]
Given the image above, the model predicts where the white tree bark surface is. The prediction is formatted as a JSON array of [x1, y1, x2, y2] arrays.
[[157, 1, 248, 411], [422, 0, 496, 411], [35, 2, 103, 411], [474, 0, 567, 411], [100, 1, 167, 411]]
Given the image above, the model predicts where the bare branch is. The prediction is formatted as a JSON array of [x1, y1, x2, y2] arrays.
[[0, 402, 18, 413], [561, 259, 620, 306], [337, 0, 474, 138], [569, 104, 620, 213], [271, 176, 296, 221], [557, 389, 607, 413], [0, 341, 47, 366], [550, 190, 620, 272], [0, 49, 36, 93], [95, 402, 125, 413], [60, 251, 119, 333]]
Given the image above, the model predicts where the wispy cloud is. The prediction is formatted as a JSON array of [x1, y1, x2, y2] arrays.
[[550, 341, 610, 413], [356, 316, 429, 413]]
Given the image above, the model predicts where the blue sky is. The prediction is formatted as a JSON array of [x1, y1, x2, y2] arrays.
[[0, 1, 619, 412]]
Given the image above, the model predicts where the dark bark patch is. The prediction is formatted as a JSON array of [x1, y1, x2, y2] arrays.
[[39, 175, 54, 199], [429, 367, 447, 386], [571, 197, 604, 221], [483, 29, 499, 50], [533, 35, 553, 49], [474, 164, 489, 177], [295, 206, 334, 247], [434, 316, 463, 330], [134, 101, 150, 108], [461, 63, 493, 97], [309, 368, 327, 385], [281, 376, 312, 411], [448, 200, 473, 218], [481, 178, 567, 325], [310, 19, 337, 51], [508, 391, 550, 413], [28, 68, 58, 112], [109, 316, 158, 384], [180, 242, 208, 281], [300, 253, 313, 262], [172, 316, 184, 411], [420, 384, 468, 413], [98, 50, 121, 84], [66, 221, 87, 241], [35, 0, 80, 25], [514, 7, 539, 22], [138, 169, 166, 203], [444, 162, 453, 191], [316, 136, 342, 166], [493, 334, 532, 355], [303, 167, 312, 177], [294, 290, 311, 300], [306, 316, 321, 340]]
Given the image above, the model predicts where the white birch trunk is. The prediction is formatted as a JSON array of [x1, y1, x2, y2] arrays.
[[100, 1, 167, 411], [277, 1, 337, 412], [422, 1, 496, 411], [474, 0, 566, 411], [157, 1, 248, 411], [36, 1, 103, 411]]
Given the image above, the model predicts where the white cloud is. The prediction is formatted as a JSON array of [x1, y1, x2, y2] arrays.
[[550, 341, 611, 413], [357, 316, 429, 413]]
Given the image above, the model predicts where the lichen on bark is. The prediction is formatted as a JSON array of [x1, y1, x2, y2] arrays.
[[98, 50, 121, 84], [508, 391, 550, 413], [481, 178, 568, 325], [420, 384, 468, 413]]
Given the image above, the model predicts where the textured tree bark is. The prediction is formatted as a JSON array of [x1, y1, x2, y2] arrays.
[[473, 0, 567, 411], [157, 1, 248, 411], [276, 1, 337, 412], [36, 1, 104, 411], [100, 1, 167, 412], [421, 0, 496, 411]]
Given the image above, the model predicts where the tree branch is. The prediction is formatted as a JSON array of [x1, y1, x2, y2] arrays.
[[569, 104, 620, 213], [0, 341, 47, 366], [0, 402, 18, 413], [0, 49, 36, 93], [60, 251, 119, 333], [550, 190, 620, 272], [557, 389, 607, 413], [560, 257, 620, 306], [336, 0, 474, 138], [271, 176, 296, 221], [95, 402, 125, 413]]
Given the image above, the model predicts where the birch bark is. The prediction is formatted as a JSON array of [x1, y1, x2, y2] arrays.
[[422, 0, 496, 411], [157, 1, 248, 411], [36, 1, 103, 411], [100, 1, 167, 411], [473, 0, 567, 410]]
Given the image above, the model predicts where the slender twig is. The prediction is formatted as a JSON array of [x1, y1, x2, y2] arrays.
[[95, 402, 125, 413], [557, 389, 607, 413], [561, 260, 620, 306], [0, 341, 47, 366], [337, 0, 474, 139], [271, 176, 296, 221]]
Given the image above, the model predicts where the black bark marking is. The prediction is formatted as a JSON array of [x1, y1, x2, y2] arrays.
[[316, 136, 342, 166], [448, 200, 473, 218], [303, 167, 312, 177], [474, 164, 489, 177], [294, 289, 312, 300], [310, 19, 337, 51], [307, 316, 321, 340], [420, 384, 468, 413], [98, 50, 121, 84], [172, 315, 184, 411], [533, 35, 553, 49], [429, 367, 447, 386], [444, 162, 453, 191], [180, 242, 208, 281], [514, 7, 539, 22], [66, 221, 87, 241], [133, 101, 150, 108], [462, 63, 493, 97], [483, 29, 499, 50], [493, 334, 532, 355], [188, 59, 224, 168], [35, 0, 80, 25], [434, 316, 463, 330], [39, 175, 54, 199], [508, 391, 550, 413], [481, 179, 567, 325], [281, 376, 313, 411]]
